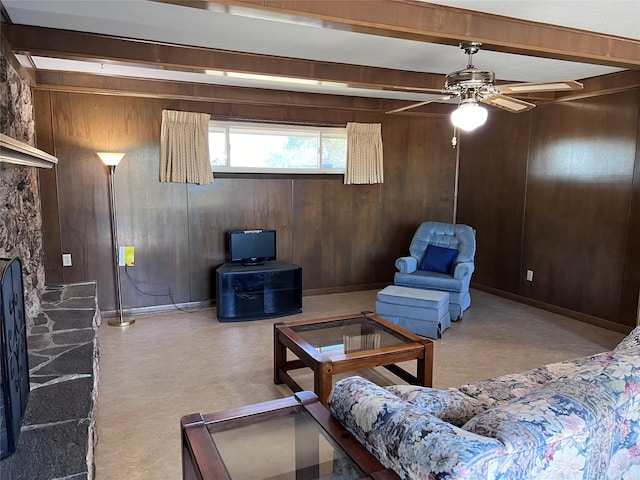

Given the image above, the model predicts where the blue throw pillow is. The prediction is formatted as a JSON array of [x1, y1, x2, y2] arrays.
[[418, 245, 458, 274]]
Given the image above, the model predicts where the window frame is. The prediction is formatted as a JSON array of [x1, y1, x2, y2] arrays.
[[209, 120, 347, 175]]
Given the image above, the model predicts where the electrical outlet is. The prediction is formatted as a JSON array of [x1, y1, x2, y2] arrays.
[[62, 253, 72, 267], [526, 269, 534, 282]]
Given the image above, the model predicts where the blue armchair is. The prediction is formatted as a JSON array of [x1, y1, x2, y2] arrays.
[[394, 222, 476, 320]]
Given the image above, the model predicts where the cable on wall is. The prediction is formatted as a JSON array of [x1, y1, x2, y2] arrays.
[[123, 266, 209, 313]]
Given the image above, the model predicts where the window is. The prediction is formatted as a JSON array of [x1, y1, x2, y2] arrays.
[[209, 121, 347, 174]]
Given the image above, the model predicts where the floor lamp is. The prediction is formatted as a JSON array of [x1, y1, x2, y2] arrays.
[[98, 152, 135, 327]]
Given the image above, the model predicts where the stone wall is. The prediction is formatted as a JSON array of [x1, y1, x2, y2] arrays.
[[0, 51, 45, 324]]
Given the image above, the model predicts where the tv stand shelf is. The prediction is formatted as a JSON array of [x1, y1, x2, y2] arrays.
[[216, 261, 302, 322]]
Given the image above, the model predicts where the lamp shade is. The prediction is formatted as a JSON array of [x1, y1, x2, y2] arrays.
[[450, 100, 488, 132], [97, 152, 125, 166]]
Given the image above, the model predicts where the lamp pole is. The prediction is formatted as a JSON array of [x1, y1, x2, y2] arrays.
[[99, 152, 135, 327]]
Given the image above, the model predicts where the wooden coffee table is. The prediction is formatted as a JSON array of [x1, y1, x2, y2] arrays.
[[181, 391, 399, 479], [274, 312, 434, 406]]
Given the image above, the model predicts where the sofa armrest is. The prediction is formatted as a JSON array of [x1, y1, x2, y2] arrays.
[[328, 376, 409, 445], [329, 376, 503, 479], [395, 256, 418, 273]]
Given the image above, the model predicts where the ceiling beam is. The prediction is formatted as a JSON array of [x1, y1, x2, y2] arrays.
[[7, 25, 445, 94], [554, 70, 640, 102], [32, 70, 418, 113], [207, 0, 640, 69]]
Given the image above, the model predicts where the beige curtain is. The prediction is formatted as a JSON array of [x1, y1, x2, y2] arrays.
[[344, 122, 384, 185], [160, 110, 213, 184]]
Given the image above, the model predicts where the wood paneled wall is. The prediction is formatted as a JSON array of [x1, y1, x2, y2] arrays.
[[33, 91, 456, 312], [34, 87, 640, 330], [457, 89, 640, 328]]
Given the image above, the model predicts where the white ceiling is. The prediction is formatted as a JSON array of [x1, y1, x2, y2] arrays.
[[3, 0, 639, 102]]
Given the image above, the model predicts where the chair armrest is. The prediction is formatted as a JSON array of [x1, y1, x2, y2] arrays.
[[395, 256, 418, 273], [453, 261, 475, 280]]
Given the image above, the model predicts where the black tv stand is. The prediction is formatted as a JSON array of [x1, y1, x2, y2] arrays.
[[216, 261, 302, 321]]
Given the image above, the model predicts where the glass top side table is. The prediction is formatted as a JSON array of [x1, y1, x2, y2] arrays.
[[274, 312, 434, 406], [181, 391, 400, 480]]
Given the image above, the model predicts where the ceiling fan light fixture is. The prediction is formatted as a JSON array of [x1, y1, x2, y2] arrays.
[[450, 99, 488, 131]]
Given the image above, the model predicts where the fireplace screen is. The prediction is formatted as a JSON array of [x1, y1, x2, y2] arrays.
[[0, 257, 30, 460]]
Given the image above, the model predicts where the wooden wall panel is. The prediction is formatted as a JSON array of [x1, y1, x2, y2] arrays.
[[114, 98, 191, 309], [291, 178, 326, 290], [522, 92, 637, 323], [46, 94, 193, 311], [457, 109, 531, 293], [35, 85, 639, 329], [292, 178, 382, 290], [33, 90, 63, 284], [620, 91, 640, 325], [187, 177, 294, 301], [48, 92, 118, 309], [379, 116, 457, 280]]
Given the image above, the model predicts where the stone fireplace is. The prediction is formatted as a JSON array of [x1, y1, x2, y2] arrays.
[[0, 51, 46, 326], [0, 49, 98, 479]]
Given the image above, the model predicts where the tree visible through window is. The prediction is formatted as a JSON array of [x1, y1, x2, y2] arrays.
[[209, 121, 346, 173]]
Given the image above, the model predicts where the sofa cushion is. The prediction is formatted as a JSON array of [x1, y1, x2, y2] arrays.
[[461, 348, 640, 478], [376, 285, 449, 309], [419, 245, 458, 274], [457, 351, 612, 408], [461, 381, 612, 477], [329, 376, 503, 479], [385, 385, 487, 426], [395, 270, 463, 292]]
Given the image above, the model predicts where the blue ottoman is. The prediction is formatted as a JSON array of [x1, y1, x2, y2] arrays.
[[375, 285, 450, 338]]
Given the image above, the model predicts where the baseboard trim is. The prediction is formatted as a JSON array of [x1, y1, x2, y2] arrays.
[[302, 283, 388, 297], [101, 300, 214, 317], [103, 283, 633, 335], [472, 284, 633, 334], [102, 285, 387, 317]]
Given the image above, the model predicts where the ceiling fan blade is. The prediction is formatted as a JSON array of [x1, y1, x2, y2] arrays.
[[385, 96, 453, 114], [481, 94, 536, 113], [496, 80, 583, 94]]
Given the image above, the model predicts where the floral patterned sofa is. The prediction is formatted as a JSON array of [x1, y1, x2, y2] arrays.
[[328, 327, 640, 479]]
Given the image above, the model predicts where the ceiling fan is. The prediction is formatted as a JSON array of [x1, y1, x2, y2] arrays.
[[386, 42, 584, 130]]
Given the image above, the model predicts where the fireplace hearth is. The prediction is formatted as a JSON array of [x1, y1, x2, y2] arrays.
[[0, 282, 99, 479], [0, 257, 29, 460]]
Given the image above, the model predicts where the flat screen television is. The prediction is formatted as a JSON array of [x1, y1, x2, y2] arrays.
[[228, 230, 276, 265]]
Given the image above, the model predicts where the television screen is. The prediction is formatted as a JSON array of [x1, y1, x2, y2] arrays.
[[228, 230, 276, 265]]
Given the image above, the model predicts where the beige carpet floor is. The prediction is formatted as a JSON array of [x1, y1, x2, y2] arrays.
[[94, 288, 626, 479]]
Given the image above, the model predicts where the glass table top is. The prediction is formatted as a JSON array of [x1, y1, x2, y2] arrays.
[[207, 404, 366, 479], [288, 316, 413, 357]]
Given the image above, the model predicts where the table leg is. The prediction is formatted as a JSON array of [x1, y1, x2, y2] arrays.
[[315, 361, 334, 407], [417, 341, 434, 387], [274, 323, 286, 385]]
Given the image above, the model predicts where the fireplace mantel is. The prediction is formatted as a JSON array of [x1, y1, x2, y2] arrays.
[[0, 133, 57, 168]]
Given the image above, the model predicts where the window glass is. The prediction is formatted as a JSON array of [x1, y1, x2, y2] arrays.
[[209, 128, 227, 167], [209, 121, 346, 174], [322, 136, 347, 170]]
